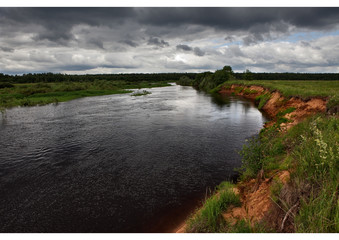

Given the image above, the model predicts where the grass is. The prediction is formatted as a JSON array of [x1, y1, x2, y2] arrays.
[[255, 93, 271, 110], [239, 115, 339, 232], [0, 80, 170, 108], [185, 182, 241, 233], [224, 79, 339, 109]]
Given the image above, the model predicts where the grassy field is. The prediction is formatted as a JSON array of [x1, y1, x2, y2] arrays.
[[0, 80, 170, 109], [225, 80, 339, 108]]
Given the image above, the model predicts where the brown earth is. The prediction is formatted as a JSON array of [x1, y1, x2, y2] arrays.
[[222, 171, 290, 227], [174, 84, 327, 233], [220, 84, 327, 130]]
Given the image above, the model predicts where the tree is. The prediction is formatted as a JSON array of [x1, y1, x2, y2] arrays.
[[244, 69, 253, 80]]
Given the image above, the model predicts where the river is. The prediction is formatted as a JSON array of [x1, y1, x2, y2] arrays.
[[0, 84, 267, 232]]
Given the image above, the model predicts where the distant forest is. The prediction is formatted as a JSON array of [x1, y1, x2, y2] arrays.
[[1, 71, 339, 84]]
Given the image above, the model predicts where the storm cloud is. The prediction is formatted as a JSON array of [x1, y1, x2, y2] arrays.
[[1, 7, 339, 74]]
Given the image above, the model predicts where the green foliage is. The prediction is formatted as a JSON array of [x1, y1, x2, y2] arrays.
[[176, 76, 194, 86], [243, 69, 254, 80], [234, 86, 244, 94], [0, 82, 14, 89], [276, 107, 296, 118], [186, 182, 240, 233], [270, 178, 284, 203], [243, 88, 258, 95], [295, 183, 339, 233], [226, 219, 271, 233], [238, 137, 263, 179], [255, 93, 271, 109], [185, 66, 235, 91], [0, 80, 170, 108]]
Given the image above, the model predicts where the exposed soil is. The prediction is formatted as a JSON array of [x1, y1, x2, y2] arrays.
[[222, 171, 290, 227], [220, 84, 327, 130], [173, 84, 328, 233]]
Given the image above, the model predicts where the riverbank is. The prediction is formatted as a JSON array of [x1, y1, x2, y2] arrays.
[[0, 80, 171, 109], [176, 81, 338, 233]]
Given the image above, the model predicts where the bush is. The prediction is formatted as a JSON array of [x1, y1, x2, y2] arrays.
[[0, 82, 14, 89]]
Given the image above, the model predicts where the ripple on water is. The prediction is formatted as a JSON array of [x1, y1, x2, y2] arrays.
[[0, 85, 267, 232]]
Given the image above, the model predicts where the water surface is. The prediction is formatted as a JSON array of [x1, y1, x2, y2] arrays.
[[0, 84, 267, 232]]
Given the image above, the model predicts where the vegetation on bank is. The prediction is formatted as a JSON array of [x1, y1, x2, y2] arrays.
[[240, 115, 338, 232], [185, 182, 241, 233], [177, 65, 235, 91], [184, 112, 338, 233], [224, 80, 339, 110], [177, 67, 339, 233], [0, 80, 170, 108]]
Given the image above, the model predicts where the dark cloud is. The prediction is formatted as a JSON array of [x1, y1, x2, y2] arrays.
[[147, 37, 169, 47], [0, 46, 14, 52], [119, 39, 139, 47], [138, 8, 339, 31], [224, 36, 235, 42], [176, 44, 192, 51], [1, 7, 339, 73], [87, 38, 105, 49], [176, 44, 205, 56], [2, 8, 339, 45], [193, 47, 205, 56]]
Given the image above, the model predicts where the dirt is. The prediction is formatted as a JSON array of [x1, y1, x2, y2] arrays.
[[221, 171, 290, 227], [220, 84, 327, 130]]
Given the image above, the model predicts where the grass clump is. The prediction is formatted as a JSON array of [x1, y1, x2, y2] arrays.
[[255, 93, 271, 110], [131, 90, 152, 96], [185, 182, 240, 233]]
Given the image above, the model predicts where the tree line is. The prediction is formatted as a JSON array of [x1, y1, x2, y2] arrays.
[[1, 70, 339, 85], [0, 72, 197, 84]]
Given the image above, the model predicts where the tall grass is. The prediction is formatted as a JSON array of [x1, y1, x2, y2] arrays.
[[240, 114, 339, 232], [185, 182, 240, 233]]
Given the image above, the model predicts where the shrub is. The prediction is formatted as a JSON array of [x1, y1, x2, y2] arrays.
[[0, 82, 14, 89], [186, 182, 240, 233]]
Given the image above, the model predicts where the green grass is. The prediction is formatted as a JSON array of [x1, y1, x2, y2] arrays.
[[255, 93, 271, 110], [224, 80, 339, 109], [0, 80, 170, 108], [240, 115, 339, 232], [185, 182, 241, 233]]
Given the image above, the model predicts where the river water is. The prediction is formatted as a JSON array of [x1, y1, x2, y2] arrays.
[[0, 84, 267, 232]]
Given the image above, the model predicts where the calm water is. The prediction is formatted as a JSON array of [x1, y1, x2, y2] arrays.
[[0, 84, 267, 232]]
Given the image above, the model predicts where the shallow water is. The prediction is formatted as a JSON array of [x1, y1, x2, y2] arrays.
[[0, 84, 267, 232]]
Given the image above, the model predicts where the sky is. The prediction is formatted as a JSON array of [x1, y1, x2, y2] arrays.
[[1, 7, 339, 74]]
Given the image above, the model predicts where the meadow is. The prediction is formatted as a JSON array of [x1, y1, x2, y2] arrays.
[[0, 80, 170, 109]]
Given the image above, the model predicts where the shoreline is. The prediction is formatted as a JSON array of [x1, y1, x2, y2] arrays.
[[173, 84, 328, 233]]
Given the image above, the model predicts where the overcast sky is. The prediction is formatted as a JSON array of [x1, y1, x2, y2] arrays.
[[1, 7, 339, 74]]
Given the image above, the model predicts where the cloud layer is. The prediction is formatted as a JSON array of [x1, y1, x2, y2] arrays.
[[1, 7, 339, 74]]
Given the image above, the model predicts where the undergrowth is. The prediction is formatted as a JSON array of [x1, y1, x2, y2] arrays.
[[185, 182, 240, 233], [239, 114, 339, 232]]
